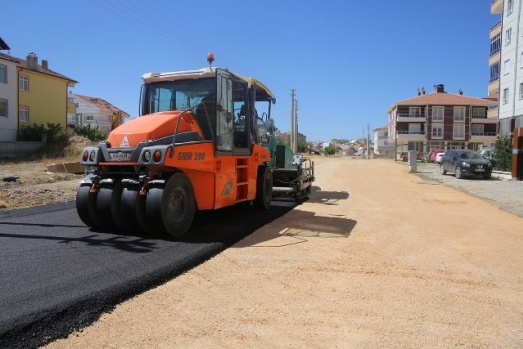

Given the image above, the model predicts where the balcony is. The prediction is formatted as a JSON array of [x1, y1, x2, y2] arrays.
[[396, 131, 426, 141], [471, 115, 498, 124], [491, 0, 502, 14], [470, 132, 498, 143], [489, 50, 500, 67], [490, 21, 502, 37], [488, 77, 500, 95], [396, 113, 426, 122]]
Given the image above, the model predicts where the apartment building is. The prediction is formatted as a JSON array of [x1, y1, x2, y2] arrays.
[[0, 51, 18, 141], [387, 84, 497, 157], [373, 125, 393, 156], [494, 0, 523, 179]]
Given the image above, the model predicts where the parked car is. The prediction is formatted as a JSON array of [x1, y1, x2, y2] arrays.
[[434, 152, 445, 164], [440, 150, 492, 179], [429, 149, 444, 162], [399, 150, 422, 162], [478, 148, 495, 164]]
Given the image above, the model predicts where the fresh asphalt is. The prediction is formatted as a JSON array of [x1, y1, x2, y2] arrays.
[[0, 200, 294, 348]]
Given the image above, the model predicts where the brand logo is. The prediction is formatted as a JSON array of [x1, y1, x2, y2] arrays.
[[109, 151, 131, 161], [477, 165, 483, 169], [119, 135, 130, 148]]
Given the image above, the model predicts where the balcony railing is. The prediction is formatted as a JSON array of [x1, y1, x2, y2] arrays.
[[471, 132, 497, 136], [490, 21, 501, 31], [471, 115, 488, 119], [397, 113, 425, 118], [397, 131, 425, 135], [489, 76, 500, 84]]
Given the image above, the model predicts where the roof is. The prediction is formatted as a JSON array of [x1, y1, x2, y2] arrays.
[[387, 91, 496, 112], [0, 37, 10, 50], [75, 94, 130, 117], [0, 52, 77, 85], [142, 66, 275, 103]]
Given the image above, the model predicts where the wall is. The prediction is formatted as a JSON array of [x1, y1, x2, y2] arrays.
[[0, 141, 44, 158], [18, 68, 68, 127], [0, 59, 18, 141]]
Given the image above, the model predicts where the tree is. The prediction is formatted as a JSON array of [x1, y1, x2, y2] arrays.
[[494, 135, 512, 171], [324, 145, 336, 156]]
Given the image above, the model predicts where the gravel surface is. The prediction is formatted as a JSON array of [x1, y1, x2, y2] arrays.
[[408, 161, 523, 218]]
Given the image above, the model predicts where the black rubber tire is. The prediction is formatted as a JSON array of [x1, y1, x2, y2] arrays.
[[115, 184, 141, 234], [254, 165, 273, 210], [136, 190, 155, 236], [440, 165, 447, 175], [145, 186, 168, 236], [483, 172, 492, 180], [96, 182, 118, 231], [161, 173, 196, 237], [455, 167, 463, 179], [76, 184, 95, 227]]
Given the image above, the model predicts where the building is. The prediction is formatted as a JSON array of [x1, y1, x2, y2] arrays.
[[0, 49, 18, 141], [387, 84, 497, 158], [68, 93, 130, 133], [373, 124, 393, 156], [0, 51, 77, 141], [494, 0, 523, 179]]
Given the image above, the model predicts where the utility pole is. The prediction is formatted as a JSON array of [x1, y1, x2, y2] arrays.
[[290, 89, 295, 152], [367, 123, 370, 160], [294, 99, 299, 153]]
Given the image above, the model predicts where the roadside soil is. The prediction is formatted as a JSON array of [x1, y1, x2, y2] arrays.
[[3, 156, 523, 348]]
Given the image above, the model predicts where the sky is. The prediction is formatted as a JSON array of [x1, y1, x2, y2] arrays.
[[2, 0, 500, 142]]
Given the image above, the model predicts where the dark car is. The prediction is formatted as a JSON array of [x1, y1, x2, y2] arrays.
[[440, 150, 492, 179]]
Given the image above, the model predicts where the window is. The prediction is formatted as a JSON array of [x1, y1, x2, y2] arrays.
[[504, 59, 512, 75], [432, 123, 443, 138], [506, 28, 512, 45], [472, 108, 485, 117], [453, 124, 465, 139], [0, 99, 7, 117], [19, 75, 29, 91], [472, 124, 484, 135], [520, 83, 523, 99], [409, 107, 421, 117], [86, 115, 94, 121], [19, 106, 29, 123], [490, 62, 500, 82], [503, 88, 509, 104], [0, 64, 6, 83], [454, 106, 465, 122], [490, 33, 501, 56], [508, 0, 514, 14], [432, 106, 444, 121]]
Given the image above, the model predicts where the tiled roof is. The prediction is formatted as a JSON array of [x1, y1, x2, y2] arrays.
[[75, 94, 130, 117], [0, 52, 77, 83], [388, 91, 496, 112]]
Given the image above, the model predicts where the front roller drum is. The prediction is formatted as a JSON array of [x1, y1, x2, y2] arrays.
[[161, 172, 196, 237]]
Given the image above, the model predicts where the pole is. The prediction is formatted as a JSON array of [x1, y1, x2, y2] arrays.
[[367, 123, 370, 159], [290, 89, 295, 151]]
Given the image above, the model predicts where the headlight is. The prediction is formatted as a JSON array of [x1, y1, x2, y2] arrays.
[[143, 150, 151, 162], [462, 162, 470, 167], [89, 150, 96, 162]]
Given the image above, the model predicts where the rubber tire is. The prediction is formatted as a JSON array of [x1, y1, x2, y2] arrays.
[[146, 186, 169, 236], [440, 165, 447, 175], [483, 172, 492, 180], [455, 167, 463, 179], [254, 165, 273, 210], [161, 173, 196, 237], [115, 185, 141, 234], [136, 190, 155, 236], [96, 182, 118, 231], [76, 184, 96, 227]]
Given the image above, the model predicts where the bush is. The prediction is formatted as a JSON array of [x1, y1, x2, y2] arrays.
[[494, 135, 512, 172], [74, 124, 107, 142], [17, 123, 71, 158]]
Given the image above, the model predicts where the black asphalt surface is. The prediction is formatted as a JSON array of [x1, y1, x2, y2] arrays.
[[0, 201, 293, 348]]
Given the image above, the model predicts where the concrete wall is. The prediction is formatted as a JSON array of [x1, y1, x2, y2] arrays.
[[0, 141, 45, 158]]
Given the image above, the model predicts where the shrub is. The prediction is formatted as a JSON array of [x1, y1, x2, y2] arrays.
[[17, 123, 71, 158], [74, 124, 107, 142], [494, 135, 512, 172]]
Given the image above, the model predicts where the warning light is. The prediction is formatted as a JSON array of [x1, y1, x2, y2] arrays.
[[207, 52, 215, 66]]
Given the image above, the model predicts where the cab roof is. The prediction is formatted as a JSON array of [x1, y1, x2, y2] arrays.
[[141, 67, 275, 103]]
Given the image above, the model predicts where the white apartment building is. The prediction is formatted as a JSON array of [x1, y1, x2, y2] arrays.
[[0, 53, 18, 141], [494, 0, 523, 179]]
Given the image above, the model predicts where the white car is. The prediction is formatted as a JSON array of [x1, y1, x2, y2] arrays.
[[435, 152, 445, 164]]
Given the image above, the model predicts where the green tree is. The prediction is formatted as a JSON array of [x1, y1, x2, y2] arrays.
[[297, 141, 309, 153], [494, 135, 512, 171], [324, 145, 336, 156]]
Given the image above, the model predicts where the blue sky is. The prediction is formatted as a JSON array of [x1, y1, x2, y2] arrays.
[[2, 0, 499, 142]]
